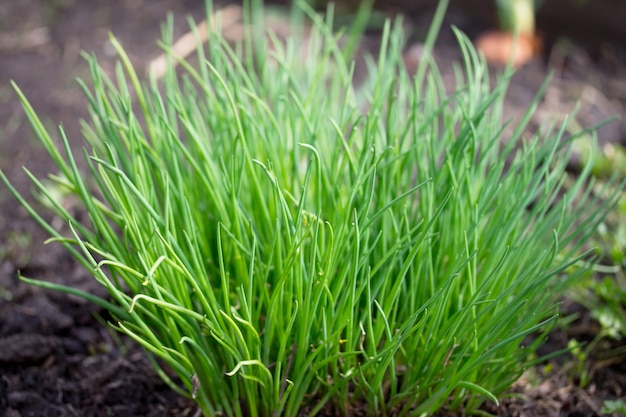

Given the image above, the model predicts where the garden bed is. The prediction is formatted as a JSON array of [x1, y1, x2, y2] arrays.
[[0, 1, 625, 416]]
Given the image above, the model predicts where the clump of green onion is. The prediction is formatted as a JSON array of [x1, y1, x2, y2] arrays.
[[1, 1, 620, 416]]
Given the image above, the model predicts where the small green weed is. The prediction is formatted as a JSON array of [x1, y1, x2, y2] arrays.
[[0, 231, 33, 267], [602, 399, 626, 415]]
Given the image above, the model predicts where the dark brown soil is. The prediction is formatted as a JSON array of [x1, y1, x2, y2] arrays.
[[1, 1, 625, 416]]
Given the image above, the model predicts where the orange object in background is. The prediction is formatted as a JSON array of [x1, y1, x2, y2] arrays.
[[475, 30, 543, 68]]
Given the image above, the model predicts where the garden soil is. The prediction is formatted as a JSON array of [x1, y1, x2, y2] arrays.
[[0, 1, 625, 416]]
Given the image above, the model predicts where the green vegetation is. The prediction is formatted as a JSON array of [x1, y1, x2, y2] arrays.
[[496, 0, 535, 35], [494, 0, 591, 36], [1, 1, 620, 415], [569, 140, 626, 342]]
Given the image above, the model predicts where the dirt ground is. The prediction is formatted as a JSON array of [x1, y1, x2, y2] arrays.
[[0, 1, 625, 416]]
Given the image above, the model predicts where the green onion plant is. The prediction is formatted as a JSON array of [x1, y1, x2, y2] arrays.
[[1, 1, 620, 415], [494, 0, 590, 37], [496, 0, 535, 35]]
